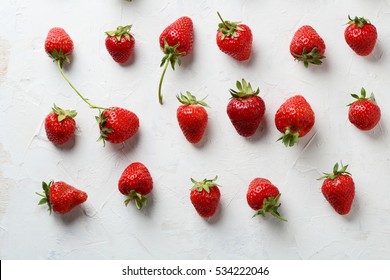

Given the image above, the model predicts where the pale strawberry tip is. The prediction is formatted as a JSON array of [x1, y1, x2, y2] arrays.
[[252, 194, 287, 222], [124, 189, 148, 210]]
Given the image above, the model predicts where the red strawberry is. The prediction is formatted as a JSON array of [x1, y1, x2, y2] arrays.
[[216, 12, 253, 61], [290, 25, 326, 67], [118, 162, 153, 209], [348, 88, 381, 131], [246, 178, 287, 221], [158, 16, 194, 104], [190, 176, 221, 218], [176, 92, 208, 144], [105, 25, 135, 63], [319, 162, 355, 215], [45, 27, 74, 67], [96, 107, 139, 144], [227, 79, 265, 137], [36, 181, 87, 214], [345, 16, 377, 56], [275, 95, 315, 147], [45, 104, 77, 145]]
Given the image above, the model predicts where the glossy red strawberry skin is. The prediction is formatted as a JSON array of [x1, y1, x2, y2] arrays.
[[159, 16, 194, 56], [177, 105, 208, 144], [246, 178, 280, 211], [105, 35, 135, 63], [227, 96, 265, 137], [190, 185, 220, 218], [345, 22, 377, 56], [349, 100, 381, 130], [45, 112, 76, 145], [290, 25, 325, 58], [45, 27, 74, 57], [118, 162, 153, 196], [49, 182, 87, 214], [275, 95, 315, 137], [216, 24, 253, 61], [100, 107, 139, 144], [321, 175, 355, 215]]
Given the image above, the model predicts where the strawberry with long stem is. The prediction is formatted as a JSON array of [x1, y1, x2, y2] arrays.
[[45, 27, 139, 144]]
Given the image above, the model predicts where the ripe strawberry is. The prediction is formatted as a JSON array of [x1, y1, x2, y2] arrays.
[[158, 16, 194, 104], [345, 16, 377, 56], [36, 181, 87, 214], [45, 104, 77, 145], [227, 79, 265, 137], [176, 92, 208, 144], [45, 27, 74, 67], [216, 12, 253, 61], [118, 162, 153, 209], [290, 25, 326, 67], [275, 95, 315, 147], [96, 107, 139, 144], [190, 176, 221, 218], [105, 25, 135, 63], [246, 178, 287, 221], [319, 162, 355, 215], [348, 88, 381, 131]]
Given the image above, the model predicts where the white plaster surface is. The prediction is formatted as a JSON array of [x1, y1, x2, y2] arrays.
[[1, 0, 390, 260]]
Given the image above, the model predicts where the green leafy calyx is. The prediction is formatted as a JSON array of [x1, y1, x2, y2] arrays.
[[105, 25, 133, 42], [349, 87, 376, 106], [277, 128, 300, 147], [348, 15, 370, 28], [124, 189, 148, 210], [190, 176, 220, 193], [49, 47, 71, 68], [36, 181, 53, 214], [229, 79, 260, 99], [52, 104, 77, 122], [217, 12, 244, 40], [318, 162, 351, 180], [95, 109, 114, 145], [293, 47, 325, 68], [176, 91, 209, 107], [253, 194, 288, 222]]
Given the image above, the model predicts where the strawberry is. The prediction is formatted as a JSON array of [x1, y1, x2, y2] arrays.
[[275, 95, 315, 147], [345, 16, 377, 56], [96, 107, 139, 144], [45, 27, 74, 67], [190, 176, 221, 218], [36, 181, 87, 214], [290, 25, 326, 67], [158, 16, 194, 104], [348, 88, 381, 131], [176, 92, 208, 144], [226, 79, 265, 137], [105, 25, 135, 63], [246, 178, 287, 221], [45, 104, 77, 145], [118, 162, 153, 209], [216, 12, 253, 61], [319, 162, 355, 215]]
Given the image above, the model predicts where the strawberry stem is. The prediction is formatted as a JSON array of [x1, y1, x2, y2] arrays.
[[217, 12, 229, 29], [57, 61, 109, 110], [158, 53, 172, 104]]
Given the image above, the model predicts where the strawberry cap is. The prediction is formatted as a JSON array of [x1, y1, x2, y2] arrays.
[[190, 176, 220, 193], [124, 189, 148, 210], [252, 193, 287, 222], [52, 104, 77, 122], [293, 47, 325, 68], [217, 12, 244, 39], [177, 91, 209, 107], [105, 25, 133, 42], [318, 162, 351, 180], [347, 15, 370, 28], [348, 87, 377, 106], [277, 128, 300, 147], [36, 181, 54, 214], [229, 79, 260, 99]]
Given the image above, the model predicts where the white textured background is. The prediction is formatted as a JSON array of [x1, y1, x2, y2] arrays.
[[1, 0, 390, 260]]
